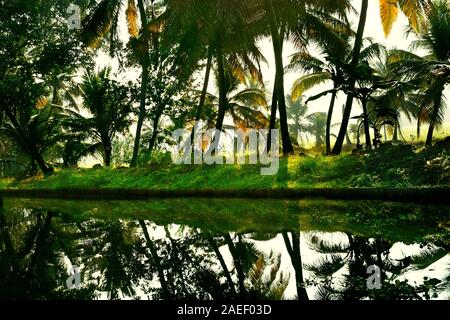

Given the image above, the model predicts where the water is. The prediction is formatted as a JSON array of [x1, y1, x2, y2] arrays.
[[0, 197, 449, 300]]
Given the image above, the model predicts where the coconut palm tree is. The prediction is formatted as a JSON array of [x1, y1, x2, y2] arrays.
[[81, 0, 160, 167], [258, 0, 353, 154], [210, 71, 268, 131], [289, 30, 384, 153], [300, 40, 391, 150], [155, 0, 266, 153], [389, 0, 450, 145], [286, 95, 309, 147], [195, 70, 268, 153], [289, 53, 344, 153], [332, 0, 431, 155], [305, 112, 327, 149], [66, 67, 132, 166], [304, 232, 449, 300]]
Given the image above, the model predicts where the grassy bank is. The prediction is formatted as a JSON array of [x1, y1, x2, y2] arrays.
[[5, 197, 450, 243], [1, 142, 449, 191]]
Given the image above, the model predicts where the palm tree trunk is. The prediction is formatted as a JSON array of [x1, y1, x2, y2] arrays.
[[207, 236, 237, 297], [104, 144, 112, 167], [190, 48, 213, 149], [345, 131, 352, 146], [332, 0, 368, 155], [130, 0, 149, 167], [393, 122, 399, 141], [139, 220, 170, 299], [417, 118, 421, 140], [426, 91, 443, 146], [426, 123, 435, 146], [326, 91, 337, 154], [224, 233, 247, 298], [2, 107, 52, 175], [361, 98, 372, 150], [209, 49, 227, 153], [148, 108, 164, 156], [265, 0, 293, 154], [282, 232, 308, 300], [267, 77, 278, 152]]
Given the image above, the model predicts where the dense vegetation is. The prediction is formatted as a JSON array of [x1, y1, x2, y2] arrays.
[[1, 198, 449, 299], [0, 0, 449, 190]]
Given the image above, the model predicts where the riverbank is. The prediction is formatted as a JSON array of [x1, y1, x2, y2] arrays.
[[0, 143, 449, 202]]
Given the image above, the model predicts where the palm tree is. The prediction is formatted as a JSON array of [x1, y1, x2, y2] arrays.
[[289, 52, 343, 154], [67, 68, 132, 166], [389, 0, 450, 145], [207, 71, 269, 132], [0, 74, 56, 175], [260, 0, 353, 154], [297, 38, 387, 151], [286, 95, 309, 147], [305, 112, 327, 149], [156, 0, 266, 153], [81, 0, 159, 167], [332, 0, 430, 154]]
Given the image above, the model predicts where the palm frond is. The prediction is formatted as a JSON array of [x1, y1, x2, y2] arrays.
[[126, 0, 139, 38], [304, 254, 346, 277], [291, 72, 331, 101], [81, 0, 123, 48]]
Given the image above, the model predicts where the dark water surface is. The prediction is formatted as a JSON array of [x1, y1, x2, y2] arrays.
[[0, 197, 449, 300]]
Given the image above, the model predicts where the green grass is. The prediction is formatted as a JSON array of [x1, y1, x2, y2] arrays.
[[1, 140, 449, 190], [0, 154, 365, 190], [5, 197, 449, 243]]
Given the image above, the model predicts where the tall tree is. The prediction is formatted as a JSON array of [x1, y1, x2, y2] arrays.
[[332, 0, 430, 154], [81, 0, 159, 167], [389, 0, 450, 145], [67, 68, 132, 166], [0, 0, 91, 175]]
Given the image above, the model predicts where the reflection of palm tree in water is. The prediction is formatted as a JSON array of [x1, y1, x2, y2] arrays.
[[0, 205, 97, 299], [282, 232, 309, 300], [304, 232, 449, 300]]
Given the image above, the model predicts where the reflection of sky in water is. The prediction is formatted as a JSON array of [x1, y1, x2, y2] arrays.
[[250, 232, 450, 300], [67, 224, 449, 300], [2, 199, 449, 300]]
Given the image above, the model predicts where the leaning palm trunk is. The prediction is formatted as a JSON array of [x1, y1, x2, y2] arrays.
[[208, 49, 227, 154], [3, 108, 52, 175], [139, 220, 170, 299], [332, 0, 369, 155], [190, 48, 213, 151], [326, 91, 337, 154], [267, 77, 278, 152], [131, 0, 150, 167], [265, 0, 293, 154], [224, 233, 247, 298], [393, 123, 399, 141], [361, 98, 372, 150], [426, 88, 444, 146], [426, 124, 435, 146], [282, 232, 308, 300]]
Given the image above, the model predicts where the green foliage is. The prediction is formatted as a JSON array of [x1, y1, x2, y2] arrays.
[[2, 141, 450, 190]]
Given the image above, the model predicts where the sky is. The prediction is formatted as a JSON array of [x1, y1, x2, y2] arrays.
[[95, 0, 450, 139], [268, 0, 450, 133]]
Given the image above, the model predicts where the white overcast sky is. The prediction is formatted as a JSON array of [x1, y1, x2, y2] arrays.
[[95, 0, 449, 134]]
